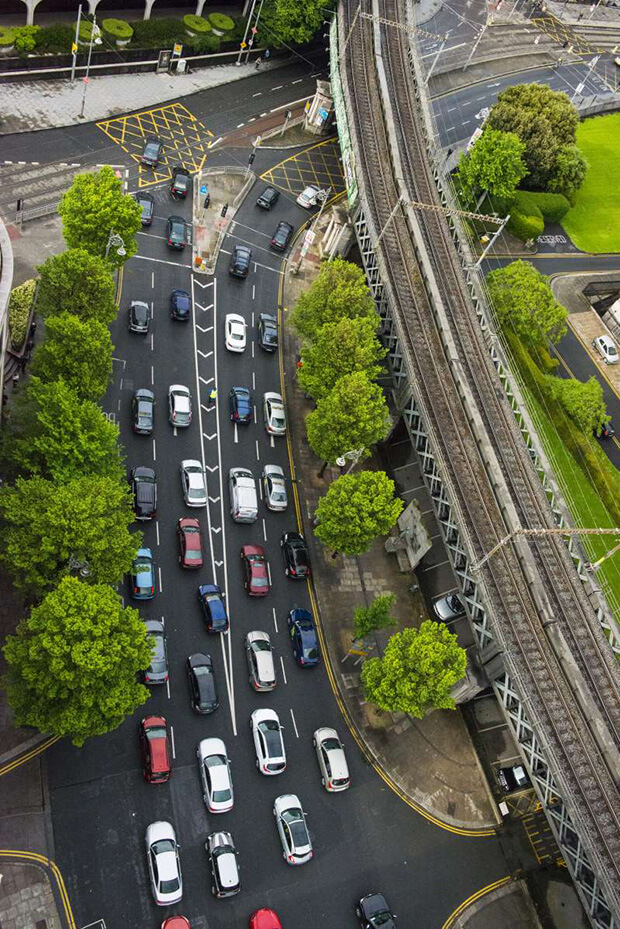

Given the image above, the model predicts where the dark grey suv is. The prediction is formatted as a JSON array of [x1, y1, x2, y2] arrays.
[[130, 466, 157, 520], [229, 245, 252, 279]]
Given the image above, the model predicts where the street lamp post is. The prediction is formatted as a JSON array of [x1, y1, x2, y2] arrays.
[[335, 448, 366, 475], [70, 3, 82, 84], [78, 15, 102, 120], [105, 231, 126, 259]]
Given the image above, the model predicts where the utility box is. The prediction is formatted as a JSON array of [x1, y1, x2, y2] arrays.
[[305, 80, 334, 135]]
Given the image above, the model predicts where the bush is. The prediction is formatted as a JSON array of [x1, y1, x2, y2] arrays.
[[229, 16, 248, 41], [13, 25, 40, 54], [183, 14, 211, 32], [507, 208, 544, 242], [514, 190, 570, 224], [34, 23, 74, 53], [129, 17, 184, 49], [208, 12, 235, 31], [78, 20, 94, 42], [186, 32, 221, 53], [101, 18, 134, 41], [0, 27, 15, 47], [8, 280, 36, 351]]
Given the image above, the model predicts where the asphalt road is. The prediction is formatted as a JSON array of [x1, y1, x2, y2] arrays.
[[45, 159, 508, 929]]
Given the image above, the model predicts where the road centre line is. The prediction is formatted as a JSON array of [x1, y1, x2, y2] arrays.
[[280, 656, 288, 685], [170, 725, 176, 758], [269, 95, 311, 114], [290, 707, 299, 737], [166, 679, 171, 699], [256, 439, 260, 461], [262, 518, 267, 542], [272, 607, 278, 633], [253, 91, 262, 97], [133, 254, 192, 269]]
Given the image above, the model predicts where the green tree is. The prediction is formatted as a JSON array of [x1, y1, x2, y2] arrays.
[[0, 474, 138, 593], [298, 317, 386, 400], [548, 375, 609, 434], [457, 127, 527, 205], [36, 249, 117, 324], [290, 258, 377, 341], [3, 577, 150, 746], [547, 143, 588, 200], [58, 166, 142, 267], [259, 0, 332, 46], [31, 313, 113, 401], [11, 378, 123, 483], [361, 621, 467, 717], [314, 471, 403, 556], [353, 594, 397, 641], [306, 372, 391, 465], [486, 260, 567, 347]]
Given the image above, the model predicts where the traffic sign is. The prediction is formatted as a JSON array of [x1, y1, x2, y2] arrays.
[[240, 41, 247, 49], [251, 26, 258, 33], [172, 42, 183, 57], [318, 107, 329, 120], [200, 185, 208, 194]]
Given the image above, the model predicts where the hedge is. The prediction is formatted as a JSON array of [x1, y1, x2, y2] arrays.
[[0, 27, 15, 47], [129, 17, 184, 48], [208, 12, 235, 31], [34, 23, 74, 53], [8, 280, 36, 351], [186, 32, 221, 53], [514, 190, 570, 224], [183, 14, 211, 33], [507, 209, 544, 242], [101, 19, 134, 41]]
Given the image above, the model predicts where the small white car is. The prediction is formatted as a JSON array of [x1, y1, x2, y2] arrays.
[[273, 794, 313, 865], [168, 384, 192, 427], [592, 334, 619, 365], [262, 464, 288, 512], [433, 592, 465, 622], [251, 707, 286, 775], [263, 392, 286, 436], [296, 184, 323, 209], [197, 738, 234, 813], [225, 313, 247, 352], [313, 727, 350, 792], [245, 630, 277, 692], [180, 459, 207, 507], [145, 820, 183, 906]]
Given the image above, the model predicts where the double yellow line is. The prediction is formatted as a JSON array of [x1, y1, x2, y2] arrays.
[[0, 735, 59, 778], [0, 849, 77, 929], [441, 876, 512, 928]]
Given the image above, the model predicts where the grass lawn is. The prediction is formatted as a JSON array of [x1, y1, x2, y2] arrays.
[[562, 112, 620, 253]]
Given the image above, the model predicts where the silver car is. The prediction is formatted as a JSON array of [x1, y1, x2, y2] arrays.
[[168, 384, 192, 427], [263, 392, 286, 436], [145, 820, 183, 906], [251, 708, 286, 774], [313, 727, 350, 792], [245, 630, 277, 691], [197, 737, 233, 813], [432, 592, 465, 622], [262, 464, 288, 512], [273, 794, 313, 865], [180, 459, 207, 507]]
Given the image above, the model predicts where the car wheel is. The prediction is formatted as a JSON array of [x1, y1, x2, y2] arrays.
[[285, 567, 289, 576]]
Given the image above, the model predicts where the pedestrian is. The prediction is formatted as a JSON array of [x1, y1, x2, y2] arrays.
[[208, 387, 217, 407], [255, 56, 262, 69], [264, 49, 271, 60]]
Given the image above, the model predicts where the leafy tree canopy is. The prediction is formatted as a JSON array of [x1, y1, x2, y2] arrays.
[[31, 312, 113, 401], [457, 127, 527, 204], [36, 248, 117, 324], [298, 316, 386, 400], [314, 470, 403, 556], [486, 260, 567, 347], [548, 374, 609, 435], [3, 577, 150, 745], [259, 0, 332, 46], [361, 621, 467, 717], [547, 143, 588, 201], [290, 258, 377, 341], [353, 594, 397, 641]]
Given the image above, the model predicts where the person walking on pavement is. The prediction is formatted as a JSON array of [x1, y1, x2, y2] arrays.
[[255, 56, 262, 69], [208, 387, 217, 407]]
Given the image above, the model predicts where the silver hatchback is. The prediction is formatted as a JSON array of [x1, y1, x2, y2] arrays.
[[313, 727, 350, 792], [245, 630, 277, 691], [262, 464, 288, 512]]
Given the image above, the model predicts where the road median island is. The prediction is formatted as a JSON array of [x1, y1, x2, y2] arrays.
[[192, 166, 255, 274]]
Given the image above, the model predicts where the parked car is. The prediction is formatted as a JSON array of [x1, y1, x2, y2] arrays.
[[180, 459, 207, 507], [140, 715, 171, 783], [281, 531, 310, 579], [225, 314, 247, 352], [130, 466, 157, 521], [130, 547, 155, 599], [177, 516, 203, 569], [170, 289, 191, 321], [198, 583, 229, 633], [270, 220, 294, 251], [229, 244, 252, 278], [135, 191, 154, 225], [198, 737, 234, 813], [171, 165, 191, 199], [206, 831, 240, 898], [132, 388, 155, 435], [142, 619, 168, 685], [141, 136, 163, 167], [273, 794, 312, 865], [592, 334, 619, 364], [167, 215, 188, 249], [263, 392, 286, 436], [229, 467, 258, 523], [598, 421, 615, 439], [433, 592, 465, 622], [241, 544, 270, 596], [498, 763, 531, 793], [256, 186, 280, 210], [262, 464, 287, 512], [296, 184, 323, 209], [287, 608, 319, 667], [145, 821, 182, 906], [162, 919, 190, 929], [169, 385, 192, 427], [187, 653, 218, 713], [129, 299, 151, 334], [257, 313, 278, 352], [251, 708, 286, 774], [245, 630, 277, 692], [356, 893, 396, 929], [230, 386, 253, 424], [250, 910, 283, 929], [313, 727, 350, 792]]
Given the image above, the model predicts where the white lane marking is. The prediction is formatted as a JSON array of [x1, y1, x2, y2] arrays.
[[262, 518, 267, 542], [280, 656, 288, 685], [195, 301, 214, 311], [212, 526, 221, 535], [151, 271, 155, 288], [252, 342, 255, 358], [156, 521, 160, 547], [253, 91, 263, 97], [166, 679, 171, 700], [150, 332, 154, 352], [237, 122, 245, 128], [271, 84, 283, 90], [204, 432, 217, 441], [270, 435, 275, 448], [267, 561, 272, 587], [258, 477, 263, 500], [158, 565, 163, 593], [260, 111, 268, 117], [209, 495, 220, 503], [254, 404, 258, 421], [133, 254, 193, 269], [272, 607, 278, 633], [170, 725, 176, 758], [153, 438, 157, 462], [292, 78, 303, 84], [252, 310, 255, 327], [252, 284, 256, 300], [289, 707, 299, 737], [252, 371, 256, 390], [256, 439, 260, 461], [234, 423, 239, 444], [208, 136, 222, 149], [151, 364, 155, 386]]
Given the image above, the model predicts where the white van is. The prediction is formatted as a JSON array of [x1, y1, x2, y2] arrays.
[[228, 467, 258, 523]]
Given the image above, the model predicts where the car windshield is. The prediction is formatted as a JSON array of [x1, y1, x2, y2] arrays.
[[231, 331, 244, 340], [252, 640, 270, 652], [153, 839, 174, 854], [171, 221, 184, 236], [146, 727, 166, 741], [144, 142, 159, 158], [304, 646, 318, 660], [194, 665, 212, 677], [174, 174, 189, 188], [282, 810, 306, 841], [323, 737, 340, 751]]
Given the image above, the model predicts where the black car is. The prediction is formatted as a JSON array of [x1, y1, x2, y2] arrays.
[[598, 421, 615, 439], [170, 289, 191, 321], [229, 245, 252, 279], [132, 388, 155, 435], [256, 186, 280, 210], [130, 466, 157, 520], [257, 313, 278, 352], [357, 893, 396, 929], [128, 300, 150, 334], [281, 531, 310, 579], [229, 387, 253, 424], [270, 220, 294, 251], [187, 653, 218, 714], [135, 192, 154, 226], [171, 166, 191, 199], [166, 215, 188, 250], [498, 763, 531, 793], [141, 136, 163, 168], [142, 619, 169, 685]]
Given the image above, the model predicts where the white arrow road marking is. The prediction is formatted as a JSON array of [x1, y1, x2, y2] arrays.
[[206, 465, 219, 473], [215, 560, 223, 567], [195, 325, 213, 333], [198, 350, 213, 359], [201, 377, 214, 386], [209, 496, 220, 503], [193, 277, 214, 289], [204, 433, 217, 440], [212, 527, 222, 535]]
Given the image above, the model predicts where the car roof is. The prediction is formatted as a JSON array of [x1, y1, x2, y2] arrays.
[[235, 245, 251, 255], [136, 388, 154, 400], [136, 547, 153, 559], [227, 313, 245, 324], [145, 619, 164, 633]]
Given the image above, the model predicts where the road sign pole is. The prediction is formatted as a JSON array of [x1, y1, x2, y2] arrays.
[[237, 0, 257, 65], [70, 3, 82, 84]]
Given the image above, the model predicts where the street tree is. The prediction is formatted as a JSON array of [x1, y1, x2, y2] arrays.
[[547, 143, 588, 200], [457, 127, 527, 205], [58, 166, 142, 267], [549, 375, 609, 435], [298, 316, 386, 400], [31, 313, 113, 401], [36, 248, 117, 324], [259, 0, 330, 46], [486, 260, 567, 347], [353, 594, 398, 642], [3, 577, 151, 746], [306, 372, 391, 465], [314, 471, 403, 556], [361, 621, 467, 717], [290, 258, 377, 340], [0, 474, 138, 594]]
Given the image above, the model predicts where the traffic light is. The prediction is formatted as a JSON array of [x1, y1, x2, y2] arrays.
[[248, 152, 256, 165], [221, 203, 228, 218]]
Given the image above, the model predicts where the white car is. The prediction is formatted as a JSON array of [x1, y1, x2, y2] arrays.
[[225, 314, 247, 352], [251, 708, 286, 775], [245, 630, 277, 691], [197, 738, 234, 813], [145, 821, 183, 906], [273, 794, 313, 865], [263, 392, 286, 436], [433, 592, 465, 622], [592, 334, 619, 365], [262, 464, 288, 512], [180, 459, 207, 507], [168, 384, 192, 428], [313, 727, 350, 792], [296, 184, 324, 209]]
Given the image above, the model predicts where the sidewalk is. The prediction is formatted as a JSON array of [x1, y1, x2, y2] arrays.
[[0, 860, 65, 929]]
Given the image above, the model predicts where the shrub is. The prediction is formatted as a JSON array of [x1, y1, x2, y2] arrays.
[[78, 20, 93, 42], [129, 17, 184, 49], [186, 32, 221, 53], [229, 16, 248, 41], [0, 27, 15, 48], [8, 280, 36, 350], [13, 25, 40, 54], [507, 208, 543, 242], [183, 14, 211, 32], [514, 190, 570, 224], [101, 19, 134, 41], [208, 12, 235, 31], [34, 23, 74, 53]]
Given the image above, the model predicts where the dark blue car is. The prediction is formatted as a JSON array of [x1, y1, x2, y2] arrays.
[[229, 386, 253, 424], [170, 289, 191, 321], [198, 584, 229, 633], [287, 608, 319, 667]]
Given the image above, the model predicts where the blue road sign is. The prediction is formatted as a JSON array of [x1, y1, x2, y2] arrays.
[[200, 185, 208, 194], [318, 108, 329, 120]]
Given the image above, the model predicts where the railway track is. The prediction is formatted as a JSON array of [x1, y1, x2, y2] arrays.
[[339, 0, 620, 909]]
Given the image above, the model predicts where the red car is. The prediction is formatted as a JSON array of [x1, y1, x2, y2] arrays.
[[162, 919, 191, 929], [241, 544, 270, 596], [250, 910, 282, 929], [140, 716, 172, 783], [178, 517, 203, 569]]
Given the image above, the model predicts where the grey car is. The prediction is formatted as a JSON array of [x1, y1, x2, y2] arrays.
[[143, 619, 169, 685], [262, 464, 288, 512], [433, 592, 465, 622], [129, 300, 151, 334], [132, 388, 155, 435]]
